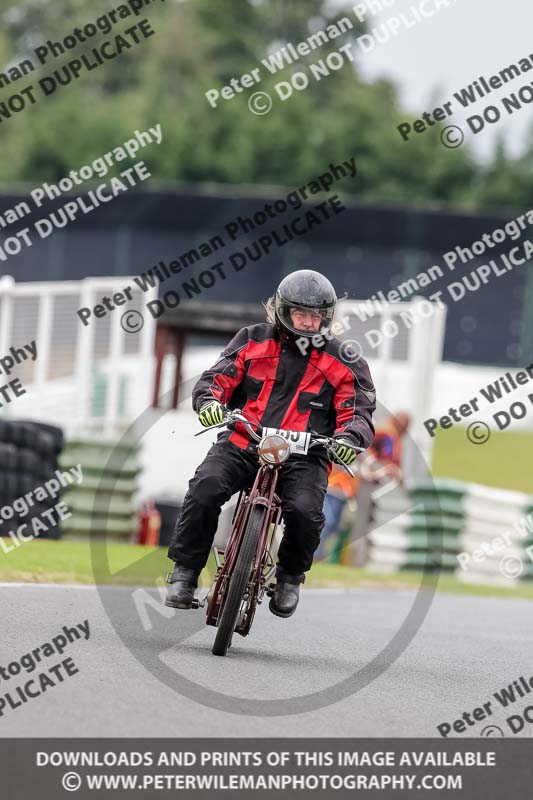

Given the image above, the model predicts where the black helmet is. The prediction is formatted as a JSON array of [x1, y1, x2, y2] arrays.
[[275, 269, 337, 340]]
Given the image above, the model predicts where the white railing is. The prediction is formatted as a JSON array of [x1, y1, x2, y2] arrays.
[[0, 280, 447, 457], [0, 275, 157, 434]]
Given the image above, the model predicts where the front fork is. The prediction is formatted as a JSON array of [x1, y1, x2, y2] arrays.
[[203, 465, 281, 631], [235, 490, 283, 636]]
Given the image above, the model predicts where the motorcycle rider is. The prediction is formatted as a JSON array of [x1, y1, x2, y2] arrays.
[[165, 269, 376, 617]]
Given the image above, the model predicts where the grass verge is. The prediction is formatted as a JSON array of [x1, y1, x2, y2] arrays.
[[1, 539, 533, 600], [432, 425, 533, 493]]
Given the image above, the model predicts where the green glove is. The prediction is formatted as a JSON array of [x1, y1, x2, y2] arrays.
[[332, 437, 358, 466], [198, 400, 224, 428]]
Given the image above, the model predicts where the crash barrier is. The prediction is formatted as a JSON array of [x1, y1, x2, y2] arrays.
[[0, 419, 65, 541], [365, 477, 533, 583], [59, 436, 140, 539], [456, 482, 533, 586], [365, 479, 464, 572]]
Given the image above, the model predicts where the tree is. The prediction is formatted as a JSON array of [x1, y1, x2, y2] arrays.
[[0, 0, 529, 213]]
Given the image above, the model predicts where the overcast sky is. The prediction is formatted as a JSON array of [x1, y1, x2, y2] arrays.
[[338, 0, 533, 161]]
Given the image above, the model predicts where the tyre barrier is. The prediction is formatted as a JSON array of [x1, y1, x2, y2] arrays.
[[0, 419, 65, 541], [58, 437, 140, 540], [16, 420, 64, 456]]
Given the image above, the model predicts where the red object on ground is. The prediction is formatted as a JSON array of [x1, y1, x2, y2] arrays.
[[138, 501, 161, 546]]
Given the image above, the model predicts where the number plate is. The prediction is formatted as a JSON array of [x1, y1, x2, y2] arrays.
[[263, 428, 311, 455]]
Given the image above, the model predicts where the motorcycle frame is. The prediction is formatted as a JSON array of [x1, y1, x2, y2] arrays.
[[205, 460, 283, 636]]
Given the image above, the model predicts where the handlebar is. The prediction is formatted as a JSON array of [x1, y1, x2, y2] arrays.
[[194, 408, 262, 441], [195, 407, 363, 477], [229, 410, 263, 443]]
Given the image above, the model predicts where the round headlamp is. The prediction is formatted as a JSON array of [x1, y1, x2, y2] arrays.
[[258, 434, 290, 465]]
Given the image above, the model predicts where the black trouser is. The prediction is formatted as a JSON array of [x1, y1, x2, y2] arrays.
[[168, 438, 329, 574]]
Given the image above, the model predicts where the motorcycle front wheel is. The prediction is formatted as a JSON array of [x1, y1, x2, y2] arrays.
[[212, 505, 265, 657]]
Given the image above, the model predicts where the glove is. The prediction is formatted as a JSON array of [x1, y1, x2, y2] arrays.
[[198, 400, 224, 428], [332, 437, 358, 466]]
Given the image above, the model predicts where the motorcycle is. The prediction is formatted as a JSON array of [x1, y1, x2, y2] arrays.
[[190, 407, 360, 656]]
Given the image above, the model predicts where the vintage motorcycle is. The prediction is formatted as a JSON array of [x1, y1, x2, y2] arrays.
[[190, 407, 359, 656]]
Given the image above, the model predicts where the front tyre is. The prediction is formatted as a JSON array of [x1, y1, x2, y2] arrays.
[[212, 505, 265, 656]]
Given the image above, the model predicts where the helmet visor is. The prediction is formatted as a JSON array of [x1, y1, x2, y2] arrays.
[[276, 301, 335, 338]]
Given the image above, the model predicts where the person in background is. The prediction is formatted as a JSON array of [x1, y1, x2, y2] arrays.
[[365, 410, 411, 487], [314, 462, 359, 561], [316, 411, 411, 560]]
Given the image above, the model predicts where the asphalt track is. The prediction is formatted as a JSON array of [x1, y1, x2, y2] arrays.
[[1, 583, 532, 738]]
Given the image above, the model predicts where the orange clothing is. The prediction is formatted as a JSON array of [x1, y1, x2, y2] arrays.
[[328, 464, 360, 498], [327, 420, 402, 498]]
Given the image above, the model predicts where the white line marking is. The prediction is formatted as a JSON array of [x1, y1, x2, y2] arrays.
[[0, 582, 401, 595]]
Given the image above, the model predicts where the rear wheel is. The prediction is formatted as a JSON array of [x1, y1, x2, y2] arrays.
[[212, 505, 265, 657]]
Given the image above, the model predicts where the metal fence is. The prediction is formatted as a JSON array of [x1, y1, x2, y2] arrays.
[[0, 275, 157, 434]]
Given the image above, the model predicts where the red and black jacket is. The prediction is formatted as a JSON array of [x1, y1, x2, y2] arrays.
[[192, 323, 376, 454]]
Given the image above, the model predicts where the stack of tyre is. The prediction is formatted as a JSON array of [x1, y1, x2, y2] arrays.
[[0, 420, 64, 541]]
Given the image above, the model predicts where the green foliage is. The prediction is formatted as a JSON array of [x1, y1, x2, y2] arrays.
[[0, 0, 529, 211]]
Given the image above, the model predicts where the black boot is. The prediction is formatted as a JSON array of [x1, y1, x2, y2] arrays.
[[165, 564, 201, 609], [269, 566, 306, 618]]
